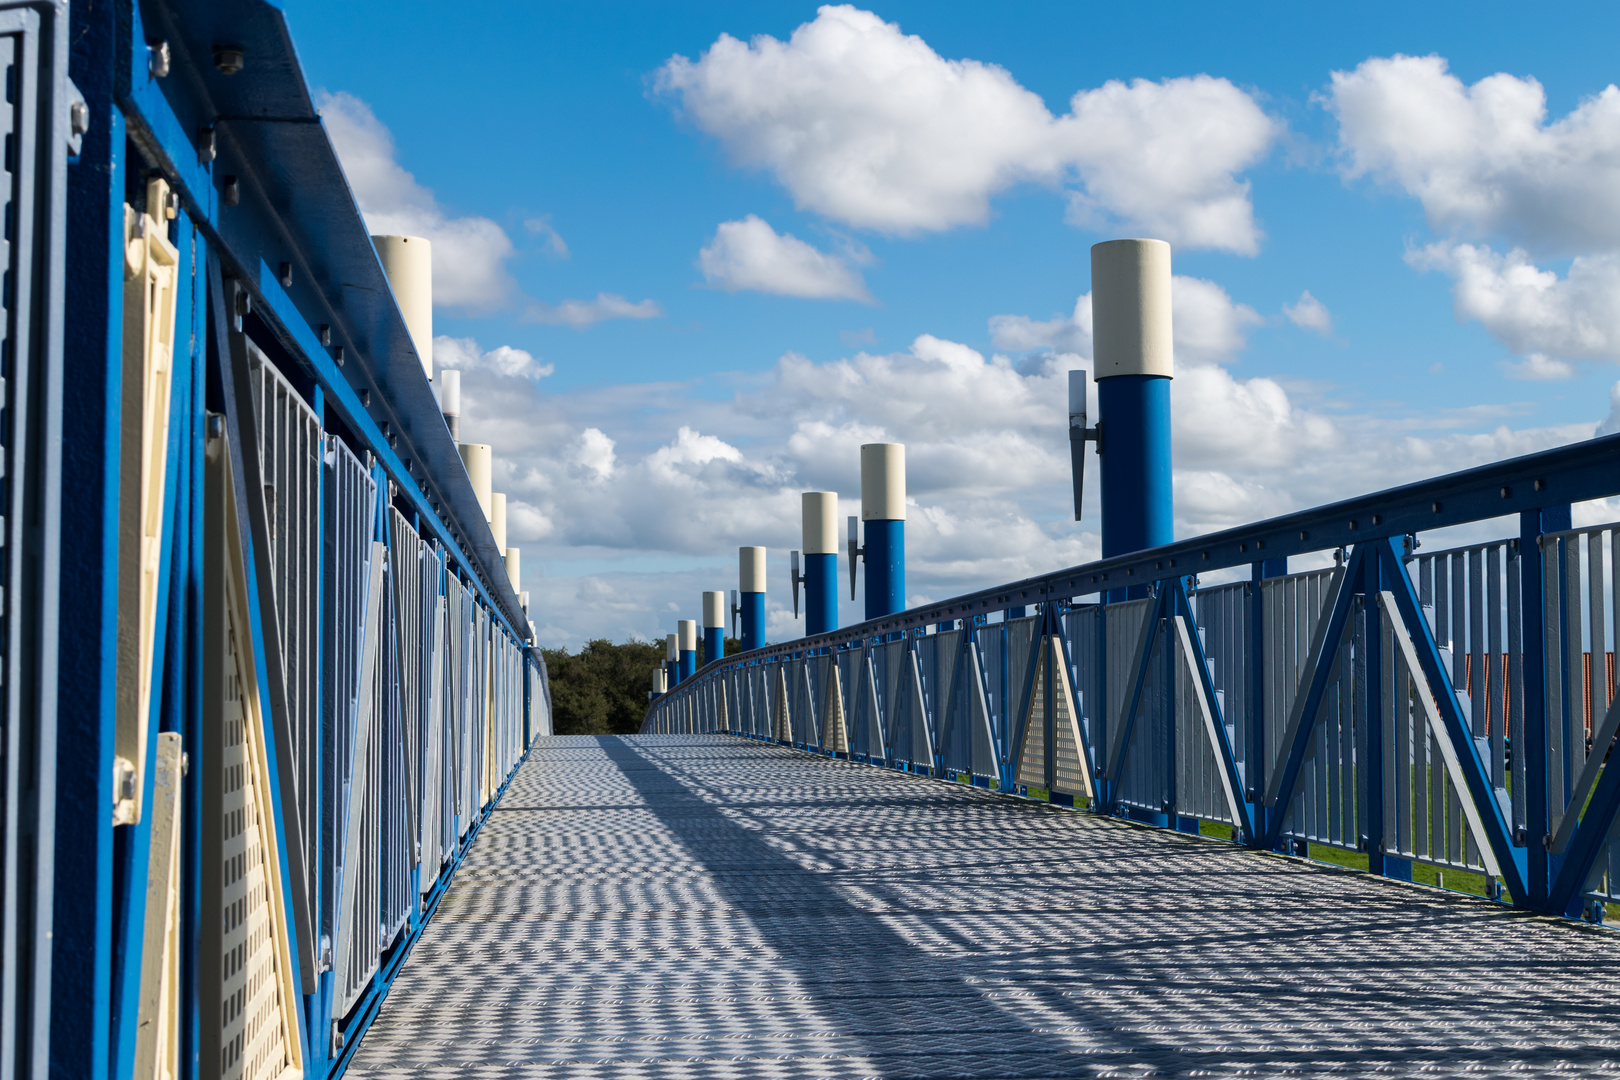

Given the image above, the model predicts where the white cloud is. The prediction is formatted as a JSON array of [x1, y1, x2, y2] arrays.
[[656, 5, 1275, 251], [1598, 383, 1620, 437], [989, 295, 1092, 354], [1409, 243, 1620, 361], [1058, 75, 1276, 254], [433, 335, 554, 380], [1326, 54, 1620, 255], [525, 216, 571, 259], [318, 90, 518, 312], [449, 283, 1601, 646], [1284, 290, 1333, 335], [572, 428, 617, 481], [988, 276, 1260, 365], [524, 293, 663, 328], [1503, 354, 1575, 381], [698, 215, 872, 300]]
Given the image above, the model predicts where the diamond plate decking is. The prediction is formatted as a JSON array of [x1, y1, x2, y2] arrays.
[[346, 735, 1620, 1078]]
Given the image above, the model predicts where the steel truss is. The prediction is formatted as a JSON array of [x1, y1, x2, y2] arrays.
[[649, 442, 1620, 921]]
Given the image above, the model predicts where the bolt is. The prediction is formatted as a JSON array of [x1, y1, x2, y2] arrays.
[[148, 40, 170, 79], [69, 100, 90, 138], [213, 46, 245, 75]]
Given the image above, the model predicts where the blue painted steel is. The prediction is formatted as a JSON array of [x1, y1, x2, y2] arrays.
[[806, 552, 838, 635], [703, 627, 725, 668], [1172, 581, 1253, 843], [863, 519, 905, 618], [679, 650, 697, 682], [1360, 543, 1406, 881], [1521, 506, 1569, 908], [1098, 374, 1172, 562], [741, 592, 765, 651], [1379, 539, 1528, 901], [1262, 549, 1362, 847]]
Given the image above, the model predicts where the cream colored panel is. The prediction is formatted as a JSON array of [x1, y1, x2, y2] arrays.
[[1049, 638, 1094, 800], [115, 179, 181, 826], [212, 438, 304, 1080], [1015, 646, 1047, 791], [773, 666, 792, 742], [133, 732, 183, 1080], [824, 663, 848, 753]]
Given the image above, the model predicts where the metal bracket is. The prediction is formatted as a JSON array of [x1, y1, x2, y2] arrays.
[[790, 550, 803, 617], [847, 516, 863, 599]]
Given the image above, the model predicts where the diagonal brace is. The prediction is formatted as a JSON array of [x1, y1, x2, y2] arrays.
[[1261, 551, 1356, 847], [1377, 542, 1526, 901], [1171, 579, 1253, 843], [1102, 589, 1168, 812]]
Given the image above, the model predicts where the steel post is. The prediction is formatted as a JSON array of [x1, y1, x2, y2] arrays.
[[1091, 239, 1173, 600]]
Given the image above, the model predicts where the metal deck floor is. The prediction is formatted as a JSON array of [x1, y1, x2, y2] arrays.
[[346, 735, 1620, 1078]]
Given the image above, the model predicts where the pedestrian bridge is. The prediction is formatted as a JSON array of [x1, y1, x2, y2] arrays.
[[10, 2, 1620, 1078], [346, 734, 1620, 1077]]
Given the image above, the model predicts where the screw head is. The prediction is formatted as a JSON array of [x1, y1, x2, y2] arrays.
[[69, 100, 90, 137], [148, 40, 170, 78], [213, 46, 244, 75]]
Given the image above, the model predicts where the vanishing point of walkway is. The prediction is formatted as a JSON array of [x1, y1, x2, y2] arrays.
[[347, 735, 1620, 1078]]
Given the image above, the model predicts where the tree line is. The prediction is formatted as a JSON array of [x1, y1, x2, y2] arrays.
[[542, 636, 742, 736]]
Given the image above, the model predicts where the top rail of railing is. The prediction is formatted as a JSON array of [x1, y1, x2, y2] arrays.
[[664, 431, 1619, 674]]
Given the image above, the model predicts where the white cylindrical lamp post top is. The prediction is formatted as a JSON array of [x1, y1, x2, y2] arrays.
[[371, 234, 433, 380], [801, 492, 839, 554], [860, 443, 905, 521], [739, 546, 767, 593], [1090, 238, 1174, 380], [437, 368, 461, 416], [677, 620, 698, 652], [490, 492, 508, 550], [504, 547, 520, 591], [458, 443, 493, 520], [702, 591, 726, 629]]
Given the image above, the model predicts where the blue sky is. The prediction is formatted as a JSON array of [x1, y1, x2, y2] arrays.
[[279, 1, 1620, 645]]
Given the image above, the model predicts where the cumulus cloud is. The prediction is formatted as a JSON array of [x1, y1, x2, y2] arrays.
[[988, 276, 1260, 365], [1408, 243, 1620, 361], [446, 268, 1604, 646], [698, 215, 873, 300], [1326, 54, 1620, 255], [989, 295, 1092, 354], [433, 335, 554, 380], [524, 293, 663, 328], [1503, 354, 1575, 381], [1284, 290, 1333, 335], [656, 5, 1276, 251], [319, 90, 518, 312]]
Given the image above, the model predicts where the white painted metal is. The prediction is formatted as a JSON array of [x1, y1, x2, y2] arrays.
[[457, 443, 493, 520], [802, 492, 838, 555], [860, 443, 905, 521], [372, 234, 433, 379], [1090, 238, 1173, 380], [740, 546, 767, 593]]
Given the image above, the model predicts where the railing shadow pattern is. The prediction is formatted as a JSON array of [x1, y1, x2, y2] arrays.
[[348, 735, 1620, 1078]]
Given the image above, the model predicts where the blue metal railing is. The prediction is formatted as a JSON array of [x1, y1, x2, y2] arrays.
[[647, 432, 1620, 921]]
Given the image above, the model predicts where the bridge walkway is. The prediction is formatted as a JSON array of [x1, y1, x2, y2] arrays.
[[346, 735, 1620, 1078]]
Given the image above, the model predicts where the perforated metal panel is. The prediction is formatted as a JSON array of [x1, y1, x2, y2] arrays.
[[203, 434, 303, 1080]]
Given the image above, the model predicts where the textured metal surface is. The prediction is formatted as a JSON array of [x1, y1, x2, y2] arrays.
[[349, 734, 1620, 1078]]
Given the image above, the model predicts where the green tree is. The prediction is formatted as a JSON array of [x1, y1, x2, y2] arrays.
[[542, 638, 665, 735]]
